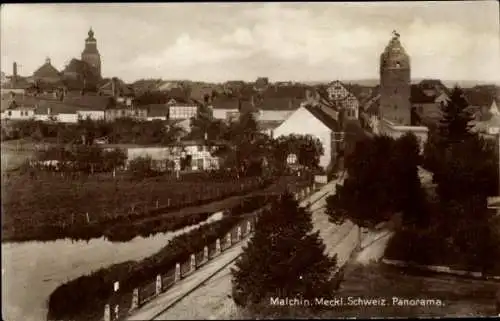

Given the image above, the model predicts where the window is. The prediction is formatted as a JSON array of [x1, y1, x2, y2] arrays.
[[7, 111, 11, 116], [395, 61, 401, 68], [196, 158, 204, 170], [394, 105, 398, 110]]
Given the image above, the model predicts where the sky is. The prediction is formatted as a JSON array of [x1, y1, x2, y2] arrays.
[[1, 1, 499, 84]]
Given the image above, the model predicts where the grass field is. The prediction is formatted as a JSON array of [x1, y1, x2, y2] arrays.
[[2, 169, 310, 242], [1, 139, 39, 172]]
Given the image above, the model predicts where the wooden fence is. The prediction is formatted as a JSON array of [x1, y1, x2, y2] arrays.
[[102, 183, 319, 321]]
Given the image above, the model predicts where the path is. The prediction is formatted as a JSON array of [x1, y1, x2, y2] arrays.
[[148, 178, 386, 320]]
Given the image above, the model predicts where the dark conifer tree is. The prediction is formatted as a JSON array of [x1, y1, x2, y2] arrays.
[[438, 86, 474, 147], [231, 192, 338, 311]]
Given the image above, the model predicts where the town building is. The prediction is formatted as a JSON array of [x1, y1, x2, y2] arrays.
[[470, 98, 500, 136], [80, 28, 101, 79], [105, 105, 148, 122], [359, 31, 429, 152], [146, 104, 170, 121], [323, 80, 360, 120], [32, 58, 61, 84], [77, 110, 105, 121], [104, 140, 223, 172], [1, 106, 35, 121], [167, 99, 198, 120], [272, 103, 341, 171], [379, 31, 411, 125]]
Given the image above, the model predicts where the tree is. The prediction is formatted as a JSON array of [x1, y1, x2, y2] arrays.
[[438, 86, 474, 148], [434, 134, 496, 205], [231, 192, 338, 314], [326, 133, 427, 227], [127, 156, 157, 179], [273, 134, 324, 171], [102, 148, 127, 172]]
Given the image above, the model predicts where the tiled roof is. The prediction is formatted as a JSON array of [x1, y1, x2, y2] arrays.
[[146, 104, 169, 117], [254, 96, 302, 111], [260, 85, 308, 99], [33, 62, 60, 79], [34, 101, 79, 115], [303, 104, 339, 131], [1, 95, 42, 111], [62, 92, 111, 110], [99, 78, 134, 96], [419, 79, 447, 90], [463, 87, 499, 107], [258, 120, 283, 131], [211, 96, 251, 111], [411, 85, 436, 104]]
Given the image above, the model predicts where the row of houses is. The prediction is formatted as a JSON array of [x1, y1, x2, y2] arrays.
[[106, 139, 224, 172]]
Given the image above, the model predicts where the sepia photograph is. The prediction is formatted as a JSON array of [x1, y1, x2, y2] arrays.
[[1, 1, 500, 321]]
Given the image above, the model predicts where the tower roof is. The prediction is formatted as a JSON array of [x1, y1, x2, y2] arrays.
[[380, 31, 409, 68], [86, 27, 95, 41]]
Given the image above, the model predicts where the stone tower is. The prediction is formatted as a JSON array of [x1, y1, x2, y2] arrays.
[[81, 27, 101, 79], [379, 31, 411, 125]]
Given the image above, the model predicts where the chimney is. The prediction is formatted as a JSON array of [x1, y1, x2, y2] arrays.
[[111, 78, 116, 98], [13, 62, 17, 80], [288, 99, 292, 109], [47, 107, 52, 115], [251, 95, 255, 107]]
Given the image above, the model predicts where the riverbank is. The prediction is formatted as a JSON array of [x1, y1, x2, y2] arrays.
[[46, 196, 271, 321], [1, 211, 224, 321]]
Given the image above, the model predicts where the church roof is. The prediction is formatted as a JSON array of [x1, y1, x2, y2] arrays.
[[33, 60, 60, 79]]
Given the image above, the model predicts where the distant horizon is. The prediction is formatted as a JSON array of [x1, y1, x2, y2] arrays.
[[2, 71, 499, 88]]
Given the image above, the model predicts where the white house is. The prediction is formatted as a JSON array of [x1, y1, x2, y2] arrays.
[[34, 105, 78, 123], [1, 107, 35, 120], [272, 103, 339, 170], [212, 108, 239, 121], [57, 113, 79, 123], [77, 110, 105, 121], [105, 140, 222, 172]]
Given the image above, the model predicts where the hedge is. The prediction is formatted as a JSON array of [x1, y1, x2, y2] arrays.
[[47, 194, 275, 321]]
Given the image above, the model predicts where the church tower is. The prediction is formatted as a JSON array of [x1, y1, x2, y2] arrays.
[[81, 28, 101, 79], [379, 31, 411, 125]]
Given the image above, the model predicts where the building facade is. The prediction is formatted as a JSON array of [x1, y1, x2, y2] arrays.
[[379, 31, 411, 125], [105, 107, 148, 122], [272, 104, 339, 171], [318, 81, 360, 120], [167, 99, 198, 120]]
